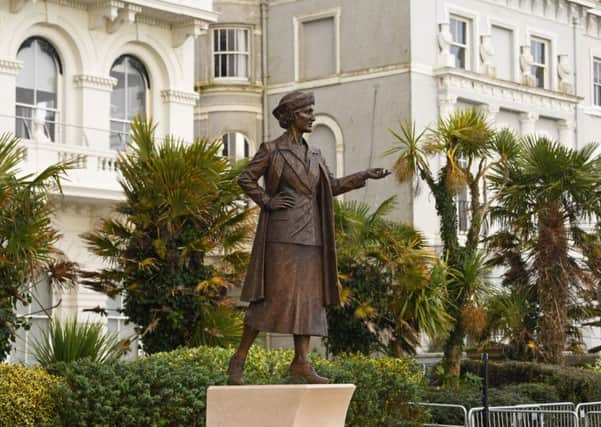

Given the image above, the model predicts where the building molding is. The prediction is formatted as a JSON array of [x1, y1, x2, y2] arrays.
[[435, 67, 581, 115], [195, 104, 262, 115], [160, 89, 200, 105], [0, 59, 24, 76], [73, 74, 118, 91]]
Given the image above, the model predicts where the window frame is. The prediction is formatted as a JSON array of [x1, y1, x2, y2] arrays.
[[449, 16, 471, 70], [530, 37, 550, 89], [109, 55, 150, 151], [15, 37, 62, 143], [212, 27, 251, 81], [593, 57, 601, 107]]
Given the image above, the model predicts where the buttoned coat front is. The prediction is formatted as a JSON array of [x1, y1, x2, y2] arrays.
[[238, 131, 367, 306]]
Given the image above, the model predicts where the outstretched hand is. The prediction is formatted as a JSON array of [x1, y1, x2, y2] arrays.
[[365, 168, 391, 180], [265, 191, 296, 211]]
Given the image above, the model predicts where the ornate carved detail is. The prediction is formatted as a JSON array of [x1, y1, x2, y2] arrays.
[[9, 0, 38, 13], [435, 68, 579, 115], [73, 74, 118, 91], [437, 22, 455, 68], [0, 59, 23, 76], [480, 34, 496, 79], [557, 54, 573, 95], [160, 89, 199, 105], [88, 1, 141, 33], [172, 19, 208, 48], [520, 45, 536, 87]]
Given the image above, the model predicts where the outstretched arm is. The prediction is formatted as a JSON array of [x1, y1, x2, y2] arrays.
[[325, 161, 391, 196]]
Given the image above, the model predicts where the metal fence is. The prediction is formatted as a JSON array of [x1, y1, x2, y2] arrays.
[[577, 402, 601, 427], [415, 401, 601, 427]]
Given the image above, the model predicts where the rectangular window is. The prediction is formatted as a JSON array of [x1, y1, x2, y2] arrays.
[[450, 17, 470, 69], [594, 58, 601, 107], [492, 25, 513, 81], [213, 28, 249, 79], [106, 294, 138, 360], [530, 38, 549, 89]]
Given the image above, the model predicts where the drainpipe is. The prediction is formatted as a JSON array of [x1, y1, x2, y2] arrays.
[[260, 0, 269, 143], [572, 15, 579, 148]]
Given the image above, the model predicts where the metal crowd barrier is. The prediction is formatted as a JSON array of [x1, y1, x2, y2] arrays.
[[576, 402, 601, 427], [415, 401, 601, 427], [411, 402, 468, 427], [468, 406, 579, 427]]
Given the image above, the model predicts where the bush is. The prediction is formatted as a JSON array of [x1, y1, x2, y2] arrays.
[[50, 346, 426, 427], [0, 363, 62, 427], [462, 359, 601, 402]]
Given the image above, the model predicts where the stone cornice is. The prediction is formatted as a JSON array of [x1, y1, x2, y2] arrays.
[[0, 59, 24, 76], [160, 89, 199, 105], [435, 67, 581, 114], [73, 74, 118, 91]]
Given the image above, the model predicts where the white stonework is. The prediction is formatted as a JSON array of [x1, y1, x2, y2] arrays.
[[1, 0, 216, 363]]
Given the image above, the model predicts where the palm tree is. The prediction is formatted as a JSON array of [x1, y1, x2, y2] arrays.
[[327, 197, 452, 357], [489, 136, 601, 364], [0, 133, 75, 361], [387, 110, 511, 378], [81, 118, 254, 354]]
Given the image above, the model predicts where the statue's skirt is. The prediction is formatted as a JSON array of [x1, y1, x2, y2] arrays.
[[244, 242, 328, 336]]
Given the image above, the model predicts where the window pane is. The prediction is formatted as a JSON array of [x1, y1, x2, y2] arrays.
[[110, 120, 127, 150], [228, 54, 236, 76], [451, 19, 466, 44], [110, 62, 126, 120], [595, 85, 601, 106], [594, 61, 601, 84], [451, 46, 466, 69], [16, 87, 34, 105], [35, 41, 57, 94], [531, 40, 545, 64], [532, 65, 545, 88], [37, 90, 56, 110], [15, 105, 32, 139], [220, 54, 228, 77], [238, 55, 248, 78], [16, 43, 35, 90], [126, 69, 146, 120], [227, 30, 235, 51], [219, 29, 227, 51]]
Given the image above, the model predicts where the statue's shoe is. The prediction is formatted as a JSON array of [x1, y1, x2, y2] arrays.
[[289, 361, 329, 384], [227, 355, 245, 385]]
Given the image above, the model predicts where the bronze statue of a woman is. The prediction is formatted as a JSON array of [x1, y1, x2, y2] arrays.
[[228, 91, 389, 385]]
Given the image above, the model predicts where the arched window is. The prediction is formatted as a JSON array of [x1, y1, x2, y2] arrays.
[[15, 37, 61, 142], [221, 132, 250, 160], [110, 55, 149, 150]]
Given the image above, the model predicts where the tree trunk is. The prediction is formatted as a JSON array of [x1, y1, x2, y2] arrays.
[[442, 318, 465, 384], [536, 204, 568, 365]]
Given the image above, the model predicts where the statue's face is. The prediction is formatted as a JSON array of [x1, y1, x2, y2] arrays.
[[292, 106, 315, 133]]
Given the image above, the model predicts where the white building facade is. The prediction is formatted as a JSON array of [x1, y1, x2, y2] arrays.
[[3, 0, 601, 362], [199, 0, 601, 352], [0, 0, 217, 363]]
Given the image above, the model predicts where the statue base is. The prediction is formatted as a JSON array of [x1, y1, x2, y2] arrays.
[[206, 384, 356, 427]]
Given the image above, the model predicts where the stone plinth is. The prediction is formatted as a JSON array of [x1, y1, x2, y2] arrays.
[[206, 384, 356, 427]]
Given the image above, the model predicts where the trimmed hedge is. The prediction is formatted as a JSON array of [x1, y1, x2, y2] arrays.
[[462, 360, 601, 402], [49, 346, 426, 427], [0, 363, 62, 427]]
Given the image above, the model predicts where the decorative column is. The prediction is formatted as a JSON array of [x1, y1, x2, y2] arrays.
[[520, 112, 538, 136], [73, 75, 117, 150], [161, 90, 200, 143], [558, 119, 575, 147], [0, 59, 23, 133]]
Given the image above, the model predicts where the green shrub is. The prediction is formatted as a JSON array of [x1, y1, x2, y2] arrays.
[[50, 346, 425, 427], [462, 359, 601, 402], [0, 363, 62, 427], [33, 317, 125, 366]]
